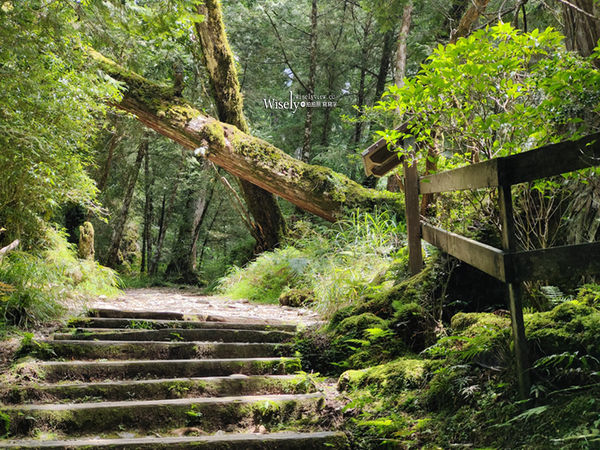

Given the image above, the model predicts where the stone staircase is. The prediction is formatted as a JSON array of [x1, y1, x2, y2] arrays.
[[1, 308, 348, 449]]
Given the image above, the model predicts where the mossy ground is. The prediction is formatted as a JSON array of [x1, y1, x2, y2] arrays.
[[292, 255, 600, 448]]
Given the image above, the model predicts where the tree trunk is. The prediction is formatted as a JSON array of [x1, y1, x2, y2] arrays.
[[166, 171, 216, 283], [394, 2, 414, 88], [90, 50, 403, 222], [195, 0, 286, 251], [374, 30, 396, 102], [97, 130, 121, 192], [449, 0, 491, 43], [141, 145, 153, 273], [106, 135, 147, 268], [198, 196, 224, 267], [353, 18, 373, 145], [561, 0, 600, 59], [302, 0, 319, 163], [149, 153, 184, 275]]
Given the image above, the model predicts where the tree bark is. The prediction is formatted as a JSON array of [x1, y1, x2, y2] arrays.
[[149, 153, 184, 275], [90, 50, 402, 222], [394, 1, 414, 88], [0, 239, 19, 260], [166, 172, 216, 283], [302, 0, 319, 162], [195, 0, 286, 251], [141, 145, 153, 273], [198, 196, 224, 267], [449, 0, 491, 44], [97, 130, 122, 192], [353, 17, 373, 145], [106, 135, 147, 268], [561, 0, 600, 59]]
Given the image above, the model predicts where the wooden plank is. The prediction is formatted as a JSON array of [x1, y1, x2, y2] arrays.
[[501, 133, 600, 186], [512, 242, 600, 282], [498, 184, 530, 400], [421, 223, 506, 281], [419, 159, 499, 194], [361, 123, 409, 177], [371, 155, 403, 177], [404, 162, 423, 275], [418, 133, 600, 193]]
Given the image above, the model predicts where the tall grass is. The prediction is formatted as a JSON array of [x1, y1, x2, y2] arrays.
[[218, 209, 407, 315], [0, 228, 120, 328]]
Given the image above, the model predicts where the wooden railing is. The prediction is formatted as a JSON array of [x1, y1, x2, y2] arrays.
[[398, 133, 600, 398]]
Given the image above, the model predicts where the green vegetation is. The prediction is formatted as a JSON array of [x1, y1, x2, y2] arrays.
[[219, 209, 406, 309], [1, 0, 599, 447], [0, 228, 119, 329]]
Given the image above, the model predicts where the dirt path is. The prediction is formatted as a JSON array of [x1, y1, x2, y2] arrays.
[[87, 287, 322, 326]]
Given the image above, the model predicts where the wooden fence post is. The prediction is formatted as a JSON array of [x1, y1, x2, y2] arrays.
[[404, 160, 423, 275], [498, 183, 531, 399]]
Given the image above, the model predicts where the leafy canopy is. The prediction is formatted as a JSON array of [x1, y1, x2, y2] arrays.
[[377, 22, 600, 167], [0, 1, 121, 243]]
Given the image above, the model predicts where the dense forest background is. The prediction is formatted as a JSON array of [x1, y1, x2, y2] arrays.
[[1, 0, 600, 447]]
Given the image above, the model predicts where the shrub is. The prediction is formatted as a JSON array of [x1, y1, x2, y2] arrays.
[[0, 228, 120, 328]]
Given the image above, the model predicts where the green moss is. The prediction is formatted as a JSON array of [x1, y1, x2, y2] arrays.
[[204, 121, 227, 148], [336, 313, 387, 336], [278, 288, 315, 307], [577, 283, 600, 307], [354, 255, 438, 318], [451, 312, 510, 335], [525, 300, 600, 357], [338, 357, 428, 393]]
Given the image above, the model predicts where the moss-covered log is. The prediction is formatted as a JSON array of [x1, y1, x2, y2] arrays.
[[90, 51, 403, 221], [195, 0, 286, 250]]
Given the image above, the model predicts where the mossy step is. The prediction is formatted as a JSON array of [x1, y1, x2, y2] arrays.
[[39, 340, 292, 360], [1, 431, 349, 449], [2, 393, 325, 437], [88, 309, 198, 320], [68, 317, 297, 332], [54, 328, 294, 343], [1, 375, 315, 404], [88, 309, 293, 327], [19, 357, 301, 382]]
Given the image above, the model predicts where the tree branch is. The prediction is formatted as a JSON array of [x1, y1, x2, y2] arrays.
[[89, 49, 402, 222]]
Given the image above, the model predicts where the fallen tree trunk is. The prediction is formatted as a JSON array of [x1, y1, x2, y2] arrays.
[[90, 50, 402, 222], [0, 239, 19, 259]]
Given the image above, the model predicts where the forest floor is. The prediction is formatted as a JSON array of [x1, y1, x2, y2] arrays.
[[87, 287, 322, 326]]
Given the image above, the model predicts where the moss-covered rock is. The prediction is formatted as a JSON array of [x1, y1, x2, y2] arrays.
[[525, 300, 600, 357], [77, 221, 95, 260], [390, 302, 434, 351], [338, 357, 428, 393], [336, 313, 387, 337], [451, 312, 510, 335], [279, 288, 315, 307], [354, 254, 439, 319]]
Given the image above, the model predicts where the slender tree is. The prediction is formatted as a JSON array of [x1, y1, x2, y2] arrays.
[[302, 0, 319, 162], [149, 151, 185, 275], [194, 0, 287, 251], [106, 134, 148, 268], [560, 0, 600, 59]]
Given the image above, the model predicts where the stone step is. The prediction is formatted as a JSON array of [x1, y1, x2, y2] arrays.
[[54, 328, 294, 343], [2, 393, 325, 437], [18, 357, 301, 382], [38, 340, 291, 360], [1, 431, 349, 449], [88, 309, 293, 327], [2, 375, 316, 404], [67, 317, 297, 332]]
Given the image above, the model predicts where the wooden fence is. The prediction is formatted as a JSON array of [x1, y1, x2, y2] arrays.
[[363, 132, 600, 398]]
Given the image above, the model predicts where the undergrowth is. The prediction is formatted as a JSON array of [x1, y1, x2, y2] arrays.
[[0, 227, 120, 329], [218, 209, 406, 309]]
